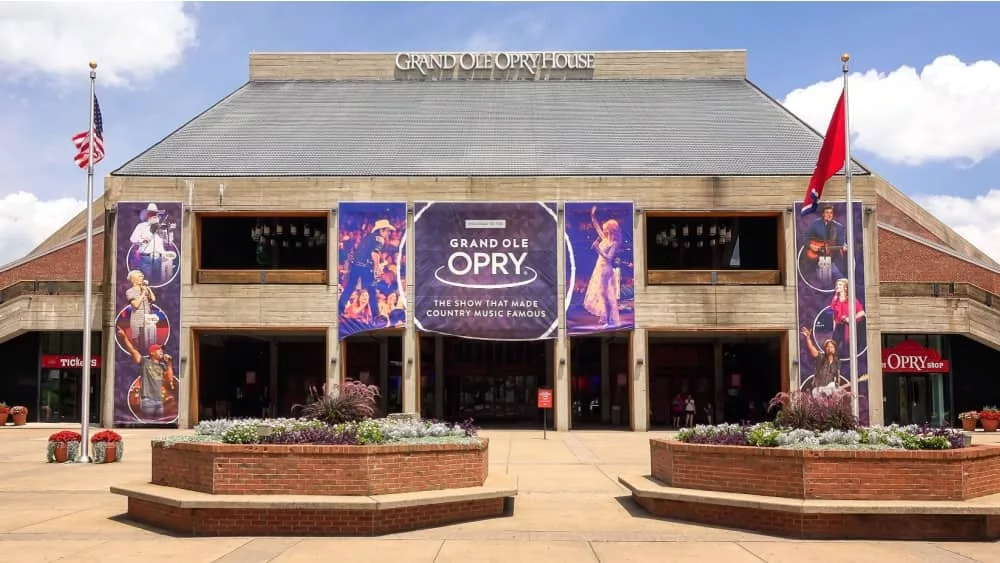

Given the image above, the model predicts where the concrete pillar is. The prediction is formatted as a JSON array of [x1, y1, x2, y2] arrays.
[[555, 203, 570, 431], [379, 336, 389, 414], [101, 208, 117, 428], [402, 204, 418, 414], [434, 335, 444, 419], [268, 338, 279, 417], [601, 338, 611, 423], [327, 209, 341, 395], [326, 326, 339, 393], [631, 328, 649, 431], [714, 341, 724, 423]]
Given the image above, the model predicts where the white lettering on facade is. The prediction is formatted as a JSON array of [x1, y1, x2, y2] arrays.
[[395, 52, 596, 75], [882, 353, 948, 372]]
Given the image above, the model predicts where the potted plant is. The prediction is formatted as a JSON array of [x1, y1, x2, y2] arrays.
[[0, 402, 8, 425], [10, 406, 28, 426], [959, 410, 979, 431], [47, 431, 82, 463], [91, 430, 123, 463], [979, 406, 1000, 432]]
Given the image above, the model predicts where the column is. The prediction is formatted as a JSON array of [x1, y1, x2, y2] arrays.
[[714, 342, 724, 423], [601, 338, 611, 423], [631, 328, 649, 431], [555, 203, 570, 431], [434, 335, 444, 419], [326, 326, 339, 394], [402, 204, 418, 414], [101, 209, 117, 427], [327, 209, 340, 394], [268, 338, 279, 417], [379, 336, 389, 414]]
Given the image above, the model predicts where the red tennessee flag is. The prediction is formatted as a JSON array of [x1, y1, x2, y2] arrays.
[[801, 90, 847, 215]]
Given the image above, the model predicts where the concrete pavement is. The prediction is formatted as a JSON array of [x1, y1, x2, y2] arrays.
[[0, 425, 997, 562]]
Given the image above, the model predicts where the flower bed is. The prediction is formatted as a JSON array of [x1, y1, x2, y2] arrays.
[[651, 437, 1000, 501], [154, 414, 487, 495], [677, 422, 968, 450]]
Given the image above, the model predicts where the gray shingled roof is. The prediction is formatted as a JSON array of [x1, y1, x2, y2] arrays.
[[113, 79, 868, 177]]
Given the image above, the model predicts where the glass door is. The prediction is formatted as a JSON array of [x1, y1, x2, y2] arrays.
[[39, 369, 80, 422], [897, 374, 932, 426]]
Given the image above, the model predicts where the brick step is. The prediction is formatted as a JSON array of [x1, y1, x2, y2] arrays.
[[111, 475, 518, 536], [619, 474, 1000, 540]]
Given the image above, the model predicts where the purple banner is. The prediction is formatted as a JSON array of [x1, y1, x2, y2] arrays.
[[794, 201, 869, 425], [113, 201, 182, 426], [565, 202, 635, 335], [414, 202, 558, 340], [337, 202, 407, 340]]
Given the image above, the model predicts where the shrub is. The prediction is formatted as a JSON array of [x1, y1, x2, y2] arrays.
[[260, 425, 359, 445], [48, 431, 82, 443], [768, 387, 858, 431], [677, 423, 747, 445], [979, 406, 1000, 421], [91, 430, 122, 443], [680, 422, 966, 451], [293, 380, 380, 425]]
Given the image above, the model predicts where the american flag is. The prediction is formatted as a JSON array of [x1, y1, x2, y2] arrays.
[[72, 95, 104, 169]]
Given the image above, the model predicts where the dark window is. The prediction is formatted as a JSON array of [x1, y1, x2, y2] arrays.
[[646, 215, 779, 270], [199, 216, 328, 270]]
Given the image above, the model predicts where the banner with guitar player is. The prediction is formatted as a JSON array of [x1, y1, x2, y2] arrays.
[[794, 200, 870, 425], [337, 202, 408, 340]]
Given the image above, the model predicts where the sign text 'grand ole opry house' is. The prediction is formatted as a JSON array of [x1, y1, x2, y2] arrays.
[[2, 49, 999, 431]]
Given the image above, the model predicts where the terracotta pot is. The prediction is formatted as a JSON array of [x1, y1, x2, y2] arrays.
[[982, 419, 999, 432], [962, 418, 978, 431], [102, 444, 118, 463], [0, 411, 8, 425], [11, 409, 27, 426], [53, 443, 69, 463]]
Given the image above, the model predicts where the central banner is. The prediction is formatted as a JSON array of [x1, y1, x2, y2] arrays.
[[414, 202, 559, 340]]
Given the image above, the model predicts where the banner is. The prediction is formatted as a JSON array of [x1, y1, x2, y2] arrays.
[[414, 202, 558, 340], [113, 201, 182, 426], [337, 202, 408, 340], [564, 202, 635, 335], [794, 201, 869, 424]]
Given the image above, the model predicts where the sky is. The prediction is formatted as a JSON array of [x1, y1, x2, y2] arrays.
[[1, 1, 1000, 266]]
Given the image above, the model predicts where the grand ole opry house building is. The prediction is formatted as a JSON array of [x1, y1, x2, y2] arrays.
[[1, 49, 999, 432]]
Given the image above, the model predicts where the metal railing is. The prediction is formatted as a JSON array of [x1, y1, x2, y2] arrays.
[[0, 280, 103, 305], [880, 281, 998, 309]]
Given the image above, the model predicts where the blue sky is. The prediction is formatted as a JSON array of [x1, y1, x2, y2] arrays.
[[2, 1, 1000, 264]]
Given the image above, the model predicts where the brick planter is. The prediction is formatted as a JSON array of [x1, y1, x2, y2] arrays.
[[151, 439, 490, 495], [651, 439, 1000, 501]]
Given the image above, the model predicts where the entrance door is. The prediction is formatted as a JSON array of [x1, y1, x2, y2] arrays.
[[897, 374, 931, 425], [39, 369, 99, 423]]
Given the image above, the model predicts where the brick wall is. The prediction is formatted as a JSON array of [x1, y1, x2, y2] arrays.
[[0, 234, 104, 289], [876, 197, 944, 244], [650, 439, 1000, 501], [635, 496, 1000, 541], [128, 496, 504, 536], [151, 439, 489, 495], [878, 229, 1000, 294]]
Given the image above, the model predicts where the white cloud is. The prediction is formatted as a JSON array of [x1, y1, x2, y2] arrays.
[[0, 192, 86, 267], [0, 2, 197, 87], [782, 55, 1000, 166], [914, 189, 1000, 263]]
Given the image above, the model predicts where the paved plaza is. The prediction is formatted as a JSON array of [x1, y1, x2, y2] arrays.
[[0, 426, 998, 562]]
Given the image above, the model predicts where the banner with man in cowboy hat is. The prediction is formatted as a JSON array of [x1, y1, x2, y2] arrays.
[[114, 201, 183, 426], [337, 202, 408, 340]]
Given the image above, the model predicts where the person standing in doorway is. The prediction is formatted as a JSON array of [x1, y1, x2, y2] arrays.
[[684, 395, 696, 427], [704, 402, 714, 425]]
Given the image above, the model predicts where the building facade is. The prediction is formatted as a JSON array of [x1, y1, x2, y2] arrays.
[[2, 50, 999, 430]]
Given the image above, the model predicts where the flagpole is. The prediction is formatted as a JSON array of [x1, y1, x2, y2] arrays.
[[841, 53, 860, 419], [77, 61, 98, 463]]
